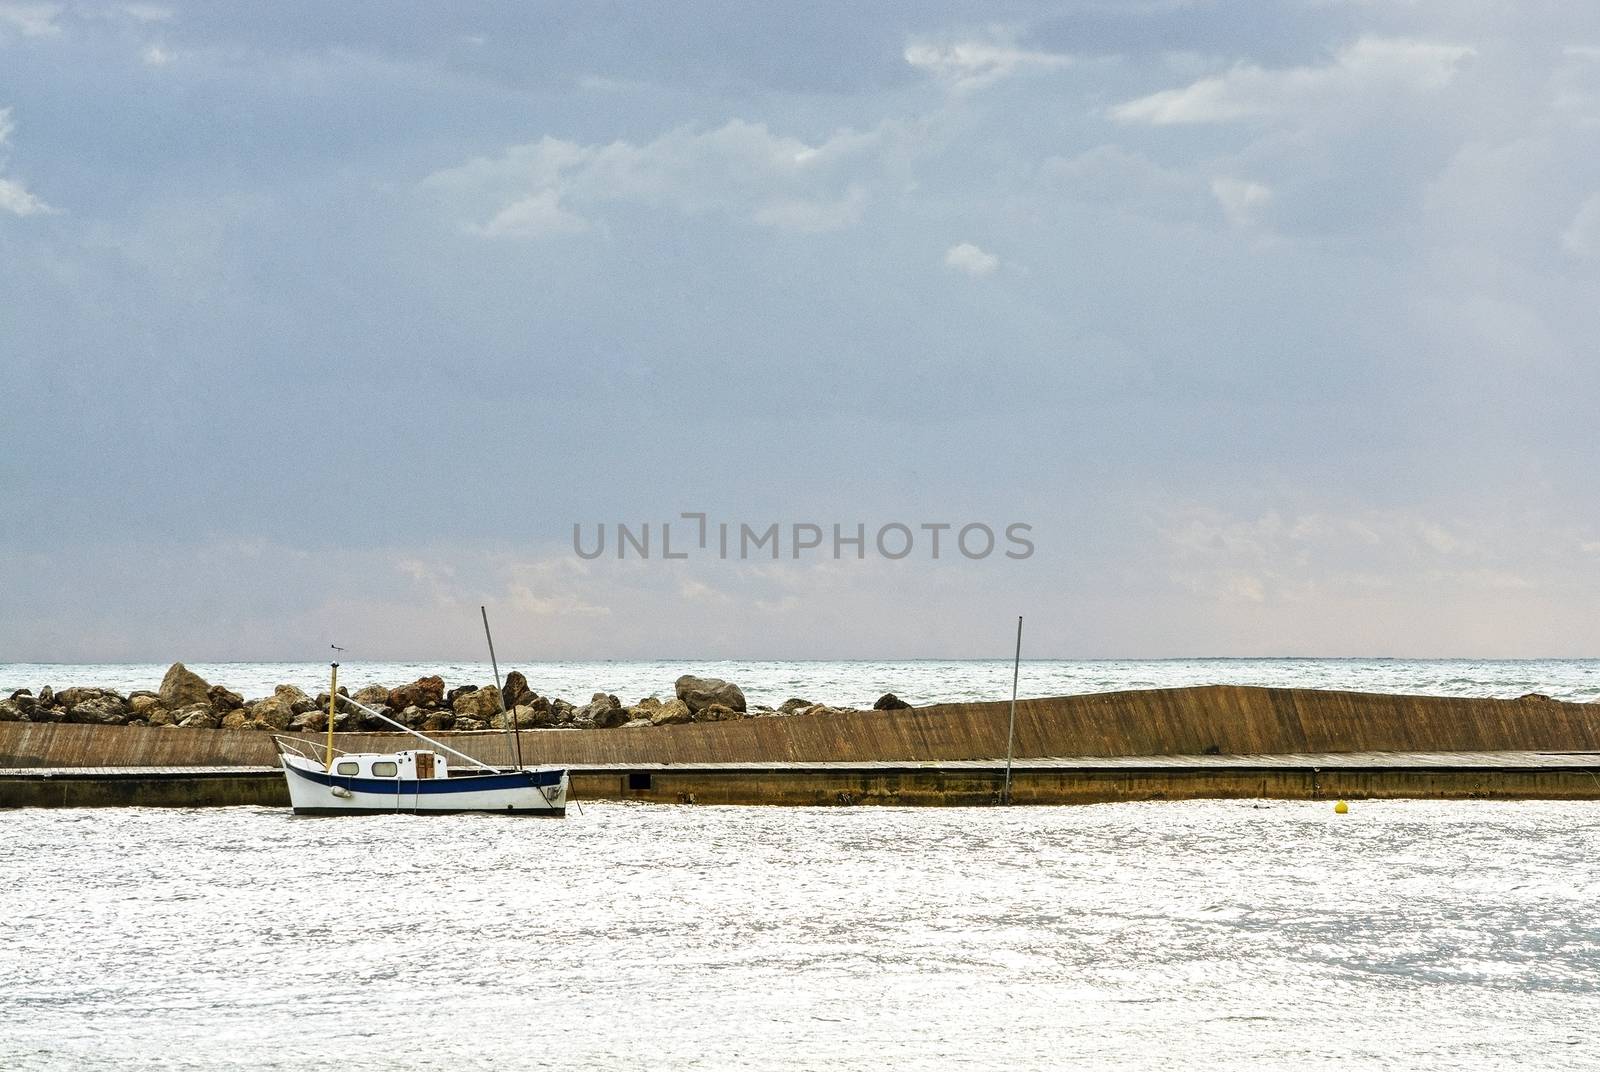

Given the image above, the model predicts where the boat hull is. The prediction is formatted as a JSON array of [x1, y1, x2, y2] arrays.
[[280, 754, 568, 816]]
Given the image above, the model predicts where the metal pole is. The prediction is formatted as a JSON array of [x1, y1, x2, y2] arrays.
[[325, 662, 339, 771], [1003, 616, 1022, 805], [481, 605, 524, 769]]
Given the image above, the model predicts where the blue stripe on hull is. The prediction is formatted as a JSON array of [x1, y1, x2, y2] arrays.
[[285, 760, 564, 796]]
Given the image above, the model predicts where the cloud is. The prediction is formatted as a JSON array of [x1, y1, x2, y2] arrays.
[[1561, 193, 1600, 258], [1210, 176, 1272, 227], [0, 107, 56, 217], [1111, 37, 1475, 125], [943, 241, 999, 276], [0, 2, 59, 38], [904, 36, 1070, 93], [425, 119, 897, 238], [141, 42, 171, 67]]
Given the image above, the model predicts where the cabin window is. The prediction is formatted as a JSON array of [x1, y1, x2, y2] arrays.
[[628, 772, 653, 791], [335, 761, 359, 776], [372, 761, 399, 777]]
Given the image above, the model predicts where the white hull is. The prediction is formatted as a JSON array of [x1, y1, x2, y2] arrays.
[[280, 754, 567, 815]]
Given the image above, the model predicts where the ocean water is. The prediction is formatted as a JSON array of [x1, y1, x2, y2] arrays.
[[3, 658, 1599, 708], [2, 800, 1597, 1070]]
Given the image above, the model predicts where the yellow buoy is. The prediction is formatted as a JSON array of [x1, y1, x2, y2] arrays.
[[1334, 799, 1349, 814]]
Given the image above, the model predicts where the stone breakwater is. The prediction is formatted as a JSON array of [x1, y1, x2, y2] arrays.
[[0, 663, 917, 734]]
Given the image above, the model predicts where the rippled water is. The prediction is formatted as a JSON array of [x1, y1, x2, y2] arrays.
[[3, 802, 1598, 1070], [5, 658, 1600, 707]]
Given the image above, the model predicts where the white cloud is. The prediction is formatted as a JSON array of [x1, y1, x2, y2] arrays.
[[1560, 192, 1600, 258], [0, 107, 56, 217], [1112, 37, 1475, 125], [475, 188, 588, 239], [141, 42, 171, 66], [1210, 176, 1272, 227], [943, 241, 999, 276], [0, 2, 60, 37], [904, 37, 1070, 92], [426, 119, 897, 238]]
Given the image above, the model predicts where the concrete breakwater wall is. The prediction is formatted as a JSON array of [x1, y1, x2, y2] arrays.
[[3, 685, 1598, 770]]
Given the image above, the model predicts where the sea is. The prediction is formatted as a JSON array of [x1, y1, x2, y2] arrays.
[[3, 800, 1597, 1070], [4, 659, 1599, 1069], [5, 657, 1600, 707]]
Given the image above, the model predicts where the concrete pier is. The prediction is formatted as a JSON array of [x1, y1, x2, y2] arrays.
[[4, 752, 1599, 809]]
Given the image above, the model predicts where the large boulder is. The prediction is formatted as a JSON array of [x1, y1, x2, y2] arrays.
[[388, 675, 445, 710], [220, 710, 251, 730], [873, 693, 912, 711], [453, 716, 488, 732], [502, 670, 535, 709], [351, 684, 390, 707], [275, 685, 316, 716], [158, 663, 213, 710], [0, 698, 28, 722], [174, 702, 219, 729], [129, 694, 161, 719], [577, 692, 625, 728], [399, 705, 428, 728], [651, 698, 693, 726], [778, 697, 813, 714], [67, 695, 132, 725], [492, 700, 553, 730], [208, 685, 244, 712], [674, 675, 746, 715], [246, 695, 296, 730], [697, 703, 744, 723], [452, 686, 503, 721]]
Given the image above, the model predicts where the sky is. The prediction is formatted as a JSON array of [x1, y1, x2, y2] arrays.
[[2, 1, 1599, 661]]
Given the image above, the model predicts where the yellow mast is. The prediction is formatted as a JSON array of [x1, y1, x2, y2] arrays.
[[326, 662, 339, 770]]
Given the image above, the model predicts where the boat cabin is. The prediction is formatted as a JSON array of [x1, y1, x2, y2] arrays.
[[329, 750, 448, 780]]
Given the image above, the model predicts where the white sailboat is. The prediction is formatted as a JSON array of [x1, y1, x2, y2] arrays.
[[273, 611, 569, 816]]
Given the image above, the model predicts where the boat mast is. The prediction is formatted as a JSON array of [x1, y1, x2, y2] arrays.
[[481, 605, 525, 769], [326, 660, 339, 771]]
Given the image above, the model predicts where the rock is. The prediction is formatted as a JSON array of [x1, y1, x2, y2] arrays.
[[577, 692, 625, 728], [454, 716, 488, 732], [352, 684, 390, 707], [67, 696, 131, 725], [288, 708, 326, 733], [873, 693, 912, 711], [623, 698, 662, 722], [275, 685, 316, 715], [38, 685, 53, 706], [422, 712, 457, 732], [246, 696, 296, 731], [452, 686, 503, 721], [175, 702, 219, 729], [129, 695, 161, 718], [697, 703, 743, 722], [651, 698, 693, 725], [502, 670, 535, 709], [550, 698, 576, 723], [779, 697, 813, 714], [623, 718, 653, 728], [220, 710, 251, 730], [158, 663, 213, 710], [207, 685, 244, 712], [8, 688, 31, 701], [0, 699, 28, 722], [146, 706, 176, 727], [399, 705, 428, 728], [388, 675, 446, 710], [57, 686, 121, 709], [354, 703, 395, 731], [674, 675, 746, 714], [491, 701, 552, 730]]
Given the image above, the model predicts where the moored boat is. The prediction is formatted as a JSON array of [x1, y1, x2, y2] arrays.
[[272, 653, 568, 816]]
